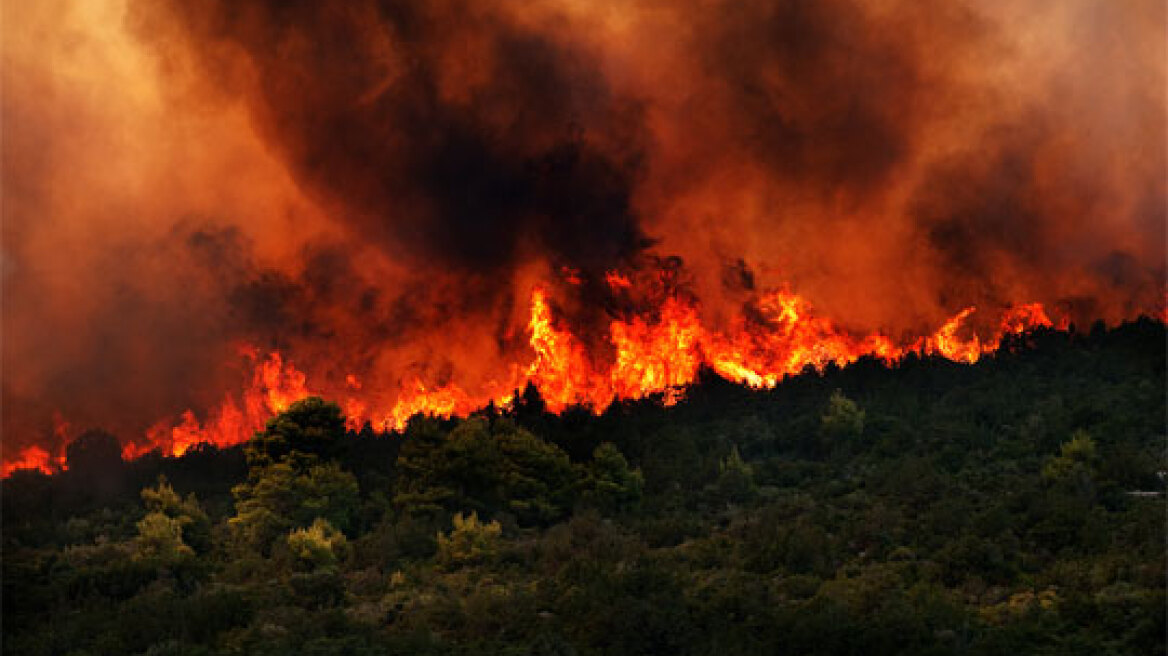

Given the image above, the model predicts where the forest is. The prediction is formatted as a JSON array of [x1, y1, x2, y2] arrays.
[[3, 319, 1165, 655]]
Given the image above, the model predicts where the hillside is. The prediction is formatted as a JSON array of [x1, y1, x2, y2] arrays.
[[3, 319, 1165, 655]]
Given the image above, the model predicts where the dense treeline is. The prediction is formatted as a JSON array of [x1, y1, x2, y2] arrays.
[[3, 319, 1165, 655]]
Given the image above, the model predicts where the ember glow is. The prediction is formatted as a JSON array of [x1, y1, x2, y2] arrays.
[[2, 0, 1163, 474]]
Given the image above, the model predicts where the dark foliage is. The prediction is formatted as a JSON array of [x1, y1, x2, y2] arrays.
[[3, 320, 1165, 655]]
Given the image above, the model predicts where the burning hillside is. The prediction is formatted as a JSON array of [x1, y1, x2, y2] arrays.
[[2, 0, 1164, 474], [3, 268, 1064, 476]]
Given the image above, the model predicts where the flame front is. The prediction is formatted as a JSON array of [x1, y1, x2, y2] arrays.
[[123, 349, 312, 461], [1, 445, 58, 477], [3, 281, 1066, 474]]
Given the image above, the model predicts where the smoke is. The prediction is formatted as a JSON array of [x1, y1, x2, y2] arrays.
[[3, 0, 1164, 454], [127, 0, 652, 276]]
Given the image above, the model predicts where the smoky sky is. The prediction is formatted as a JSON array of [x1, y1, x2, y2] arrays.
[[709, 0, 928, 197], [126, 0, 1167, 317], [2, 0, 1164, 454]]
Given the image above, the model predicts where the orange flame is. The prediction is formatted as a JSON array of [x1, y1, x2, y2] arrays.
[[3, 414, 70, 476], [7, 280, 1072, 475], [527, 286, 607, 411], [122, 350, 313, 460], [1, 445, 57, 477], [999, 303, 1053, 335], [609, 296, 702, 404]]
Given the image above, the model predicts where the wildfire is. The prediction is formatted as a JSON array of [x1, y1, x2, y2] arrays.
[[124, 349, 313, 461], [4, 279, 1070, 475], [610, 296, 702, 405], [924, 307, 982, 364], [2, 413, 70, 477], [1, 445, 59, 477], [527, 286, 611, 411], [1000, 303, 1054, 335]]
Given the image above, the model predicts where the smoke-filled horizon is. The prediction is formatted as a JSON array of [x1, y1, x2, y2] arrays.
[[3, 0, 1164, 458]]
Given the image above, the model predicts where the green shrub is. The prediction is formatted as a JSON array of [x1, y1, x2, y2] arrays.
[[436, 512, 502, 569], [287, 518, 349, 570]]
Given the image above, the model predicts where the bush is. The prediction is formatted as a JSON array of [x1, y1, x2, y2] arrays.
[[1043, 430, 1098, 483], [436, 512, 502, 569], [579, 442, 644, 514], [140, 476, 212, 554], [287, 518, 349, 570], [230, 461, 360, 554], [134, 512, 195, 566], [715, 445, 757, 503], [820, 390, 866, 449], [394, 417, 575, 524]]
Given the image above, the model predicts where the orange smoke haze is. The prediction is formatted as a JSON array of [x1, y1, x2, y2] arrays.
[[2, 0, 1164, 472]]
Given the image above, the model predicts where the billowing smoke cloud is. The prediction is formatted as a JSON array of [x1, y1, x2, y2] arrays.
[[3, 0, 1164, 455], [128, 0, 652, 278]]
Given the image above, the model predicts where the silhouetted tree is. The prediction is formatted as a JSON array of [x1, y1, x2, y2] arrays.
[[244, 397, 346, 467]]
